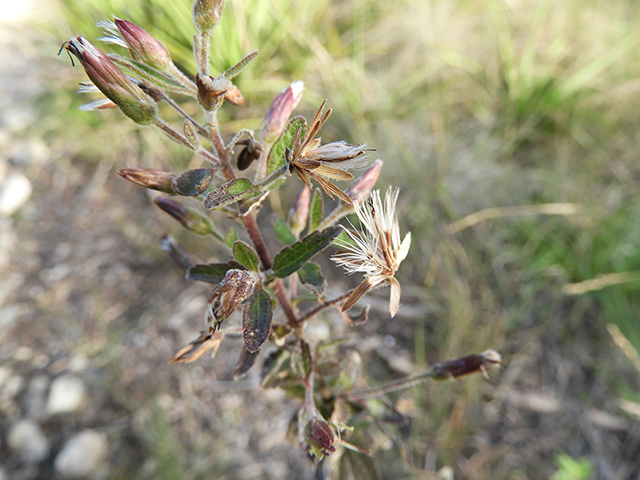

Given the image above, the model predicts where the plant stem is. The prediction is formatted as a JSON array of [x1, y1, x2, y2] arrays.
[[298, 289, 355, 323], [342, 368, 435, 401], [154, 119, 193, 148], [205, 110, 234, 180], [159, 92, 208, 136]]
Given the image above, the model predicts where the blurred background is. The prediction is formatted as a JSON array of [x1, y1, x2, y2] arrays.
[[1, 0, 640, 478]]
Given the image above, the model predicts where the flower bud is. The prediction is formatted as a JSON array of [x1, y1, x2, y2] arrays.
[[154, 197, 214, 236], [260, 81, 304, 145], [114, 18, 172, 70], [224, 83, 245, 105], [65, 36, 158, 125], [159, 234, 201, 270], [288, 185, 311, 236], [117, 168, 175, 193], [196, 73, 228, 110], [345, 159, 382, 205], [207, 269, 256, 329], [193, 0, 225, 33], [431, 350, 502, 380], [304, 419, 336, 458]]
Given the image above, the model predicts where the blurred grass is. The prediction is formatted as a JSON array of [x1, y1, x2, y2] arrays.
[[47, 0, 640, 477]]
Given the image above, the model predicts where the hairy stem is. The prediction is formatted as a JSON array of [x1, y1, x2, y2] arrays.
[[159, 92, 208, 136], [342, 369, 434, 401], [154, 119, 192, 148], [298, 289, 355, 323]]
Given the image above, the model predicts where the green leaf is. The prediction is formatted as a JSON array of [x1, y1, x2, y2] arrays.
[[186, 261, 246, 283], [242, 288, 274, 353], [290, 339, 312, 379], [267, 116, 305, 175], [203, 178, 261, 209], [224, 228, 238, 249], [308, 188, 323, 232], [223, 50, 259, 80], [298, 262, 326, 296], [171, 168, 214, 196], [273, 226, 342, 278], [233, 348, 259, 380], [273, 217, 296, 245], [232, 240, 260, 271]]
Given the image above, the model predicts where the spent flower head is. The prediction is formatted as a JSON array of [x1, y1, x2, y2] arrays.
[[287, 100, 373, 203], [332, 187, 411, 317]]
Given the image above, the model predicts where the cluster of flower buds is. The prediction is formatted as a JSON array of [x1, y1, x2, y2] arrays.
[[64, 36, 158, 125]]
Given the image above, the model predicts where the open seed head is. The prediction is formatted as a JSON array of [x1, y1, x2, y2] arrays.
[[331, 187, 411, 317]]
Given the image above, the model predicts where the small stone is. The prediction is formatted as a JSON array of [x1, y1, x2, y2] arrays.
[[54, 430, 109, 478], [0, 172, 32, 216], [47, 374, 87, 414], [7, 419, 51, 462]]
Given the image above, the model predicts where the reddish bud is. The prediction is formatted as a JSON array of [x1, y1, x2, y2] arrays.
[[288, 185, 311, 235], [345, 159, 382, 205], [154, 197, 214, 236], [431, 350, 502, 380], [114, 18, 172, 70], [193, 0, 225, 33], [65, 36, 158, 125], [304, 419, 336, 458], [224, 83, 245, 105], [261, 81, 304, 145], [159, 234, 201, 270], [117, 168, 175, 193]]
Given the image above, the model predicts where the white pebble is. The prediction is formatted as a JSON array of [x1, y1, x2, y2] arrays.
[[7, 419, 50, 462], [47, 374, 87, 414], [54, 430, 109, 478], [0, 172, 32, 216]]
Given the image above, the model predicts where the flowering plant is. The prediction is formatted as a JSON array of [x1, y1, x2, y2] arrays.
[[62, 0, 500, 471]]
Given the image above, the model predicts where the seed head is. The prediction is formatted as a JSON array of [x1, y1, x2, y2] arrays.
[[331, 187, 411, 317], [288, 100, 373, 203]]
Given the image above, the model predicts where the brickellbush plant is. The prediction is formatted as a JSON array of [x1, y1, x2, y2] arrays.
[[62, 0, 501, 473]]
